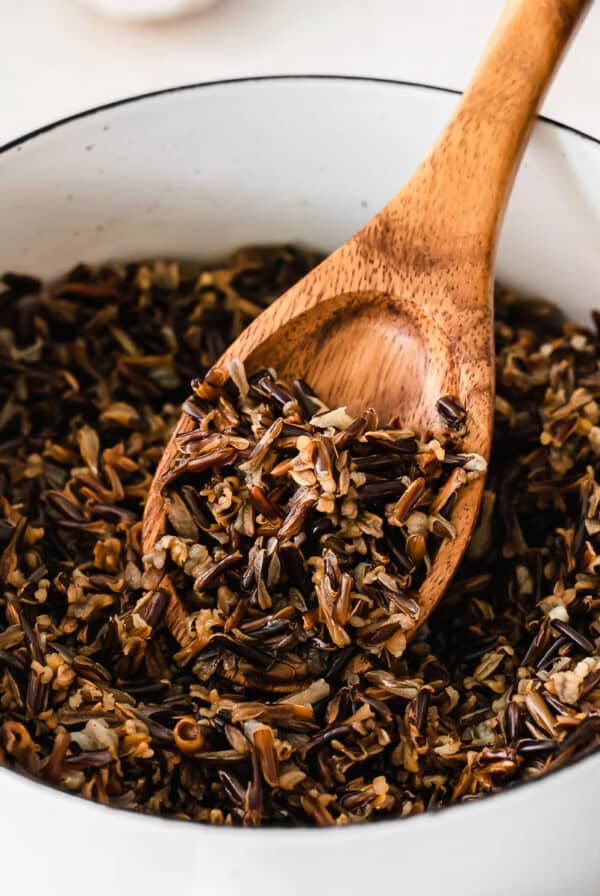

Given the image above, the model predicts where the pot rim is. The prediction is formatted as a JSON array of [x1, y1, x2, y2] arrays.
[[1, 73, 599, 155]]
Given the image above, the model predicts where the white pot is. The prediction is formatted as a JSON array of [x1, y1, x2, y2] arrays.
[[1, 76, 599, 896]]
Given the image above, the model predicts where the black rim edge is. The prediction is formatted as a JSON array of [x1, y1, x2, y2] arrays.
[[1, 73, 599, 155]]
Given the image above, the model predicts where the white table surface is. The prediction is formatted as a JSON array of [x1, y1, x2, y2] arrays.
[[2, 0, 600, 148]]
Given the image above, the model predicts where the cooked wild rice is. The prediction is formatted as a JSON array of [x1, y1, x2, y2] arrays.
[[0, 247, 599, 826]]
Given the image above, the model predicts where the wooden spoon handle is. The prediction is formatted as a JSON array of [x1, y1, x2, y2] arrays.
[[377, 0, 589, 264]]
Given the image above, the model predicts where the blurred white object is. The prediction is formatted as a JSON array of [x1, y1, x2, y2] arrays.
[[76, 0, 220, 22]]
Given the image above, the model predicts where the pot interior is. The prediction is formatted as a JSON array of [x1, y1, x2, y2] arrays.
[[1, 78, 600, 329]]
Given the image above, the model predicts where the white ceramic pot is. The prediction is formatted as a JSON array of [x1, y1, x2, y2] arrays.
[[1, 76, 600, 896]]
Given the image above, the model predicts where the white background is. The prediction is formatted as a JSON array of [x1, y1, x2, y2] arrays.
[[2, 0, 600, 147]]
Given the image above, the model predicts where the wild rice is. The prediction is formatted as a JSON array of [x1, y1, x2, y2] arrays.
[[0, 249, 599, 826]]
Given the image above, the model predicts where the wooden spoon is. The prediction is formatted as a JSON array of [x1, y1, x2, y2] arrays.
[[143, 0, 589, 641]]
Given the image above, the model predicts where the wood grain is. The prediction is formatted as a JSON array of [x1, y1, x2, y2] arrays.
[[143, 0, 589, 632]]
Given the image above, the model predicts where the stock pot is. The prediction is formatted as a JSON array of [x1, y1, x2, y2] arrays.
[[1, 76, 599, 896]]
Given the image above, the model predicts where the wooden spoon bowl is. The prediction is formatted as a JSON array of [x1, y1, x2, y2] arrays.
[[143, 0, 589, 635], [241, 290, 460, 427]]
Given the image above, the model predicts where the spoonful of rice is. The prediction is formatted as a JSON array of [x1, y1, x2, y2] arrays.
[[142, 0, 589, 651]]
